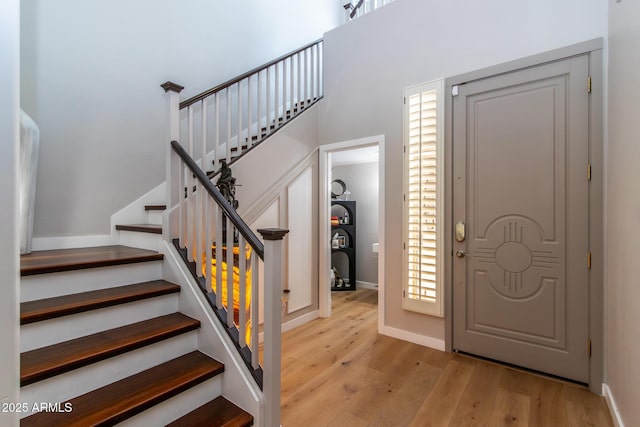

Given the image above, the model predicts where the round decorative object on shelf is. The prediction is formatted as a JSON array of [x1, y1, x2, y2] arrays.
[[331, 179, 347, 199]]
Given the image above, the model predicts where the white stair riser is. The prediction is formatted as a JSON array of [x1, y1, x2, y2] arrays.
[[117, 375, 223, 427], [20, 332, 199, 418], [21, 262, 163, 302], [146, 210, 164, 226], [21, 294, 179, 352], [118, 230, 162, 252]]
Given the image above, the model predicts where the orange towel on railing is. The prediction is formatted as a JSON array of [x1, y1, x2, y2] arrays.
[[201, 244, 253, 346]]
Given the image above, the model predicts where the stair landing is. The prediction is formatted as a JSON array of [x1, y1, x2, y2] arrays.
[[20, 245, 164, 276]]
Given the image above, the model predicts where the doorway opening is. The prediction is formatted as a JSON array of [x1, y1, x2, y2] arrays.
[[318, 135, 385, 330]]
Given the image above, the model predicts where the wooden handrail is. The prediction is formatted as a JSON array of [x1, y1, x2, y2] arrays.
[[170, 140, 265, 259], [180, 38, 323, 109]]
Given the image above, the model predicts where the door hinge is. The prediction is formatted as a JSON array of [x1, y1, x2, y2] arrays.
[[587, 252, 592, 269], [403, 290, 406, 298], [588, 164, 592, 181], [588, 339, 592, 358], [403, 242, 406, 250], [403, 97, 406, 105], [587, 76, 592, 94]]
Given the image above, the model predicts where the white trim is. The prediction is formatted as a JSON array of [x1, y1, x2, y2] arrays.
[[379, 325, 445, 351], [602, 383, 625, 427], [356, 280, 378, 290], [258, 311, 320, 344], [31, 234, 116, 251], [282, 310, 319, 333], [318, 135, 385, 335]]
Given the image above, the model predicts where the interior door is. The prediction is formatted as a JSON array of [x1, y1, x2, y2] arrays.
[[452, 55, 590, 382]]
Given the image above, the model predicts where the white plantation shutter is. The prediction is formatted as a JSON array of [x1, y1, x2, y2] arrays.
[[403, 80, 444, 317]]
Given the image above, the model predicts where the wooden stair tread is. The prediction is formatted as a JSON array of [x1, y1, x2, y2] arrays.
[[21, 313, 200, 386], [145, 204, 166, 211], [20, 280, 181, 325], [115, 223, 163, 234], [20, 245, 164, 276], [21, 351, 224, 427], [166, 396, 253, 427]]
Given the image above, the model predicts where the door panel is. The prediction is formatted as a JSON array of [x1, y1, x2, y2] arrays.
[[452, 55, 590, 382]]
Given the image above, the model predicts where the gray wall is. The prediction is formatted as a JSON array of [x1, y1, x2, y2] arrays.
[[607, 1, 640, 424], [20, 0, 342, 239], [0, 0, 20, 424], [332, 162, 379, 285], [320, 0, 606, 340]]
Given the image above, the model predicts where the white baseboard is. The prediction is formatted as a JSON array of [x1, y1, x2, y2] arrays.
[[356, 280, 378, 290], [31, 234, 115, 251], [282, 310, 319, 333], [603, 383, 625, 427], [379, 324, 445, 352]]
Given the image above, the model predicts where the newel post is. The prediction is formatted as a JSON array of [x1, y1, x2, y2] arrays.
[[161, 81, 184, 240], [258, 228, 289, 427]]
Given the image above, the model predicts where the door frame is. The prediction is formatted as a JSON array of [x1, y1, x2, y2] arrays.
[[443, 39, 603, 393], [318, 135, 385, 330]]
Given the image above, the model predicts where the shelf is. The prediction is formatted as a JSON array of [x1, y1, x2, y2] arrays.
[[331, 200, 356, 291]]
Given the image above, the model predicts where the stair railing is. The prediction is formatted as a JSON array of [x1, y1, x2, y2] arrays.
[[167, 39, 323, 178], [167, 139, 287, 427], [343, 0, 394, 19]]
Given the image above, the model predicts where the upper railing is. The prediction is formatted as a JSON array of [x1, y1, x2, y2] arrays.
[[343, 0, 394, 20], [171, 39, 323, 177]]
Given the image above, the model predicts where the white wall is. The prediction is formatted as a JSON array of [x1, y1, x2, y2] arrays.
[[0, 0, 20, 424], [606, 0, 640, 424], [20, 0, 342, 239], [320, 0, 607, 341]]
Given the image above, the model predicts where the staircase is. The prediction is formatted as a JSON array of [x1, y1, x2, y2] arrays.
[[19, 242, 253, 426]]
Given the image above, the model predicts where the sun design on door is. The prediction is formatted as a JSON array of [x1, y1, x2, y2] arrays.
[[474, 220, 559, 299]]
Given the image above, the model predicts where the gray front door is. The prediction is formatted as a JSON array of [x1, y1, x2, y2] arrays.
[[452, 55, 591, 382]]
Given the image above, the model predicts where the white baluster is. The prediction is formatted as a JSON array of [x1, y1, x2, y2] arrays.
[[216, 205, 223, 309], [215, 93, 220, 169], [290, 56, 295, 117], [248, 76, 253, 147], [275, 62, 280, 129], [251, 252, 259, 369], [238, 234, 247, 348], [257, 70, 262, 144], [226, 221, 234, 327], [226, 88, 231, 163], [237, 81, 242, 154], [205, 196, 212, 293], [266, 66, 271, 132], [186, 107, 195, 262]]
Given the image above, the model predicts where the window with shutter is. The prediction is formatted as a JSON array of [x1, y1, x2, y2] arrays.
[[403, 79, 444, 317]]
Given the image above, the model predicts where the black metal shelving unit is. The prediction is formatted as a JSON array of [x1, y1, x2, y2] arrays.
[[331, 200, 356, 291]]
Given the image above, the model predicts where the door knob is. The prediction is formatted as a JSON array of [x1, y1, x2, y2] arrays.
[[456, 250, 466, 258]]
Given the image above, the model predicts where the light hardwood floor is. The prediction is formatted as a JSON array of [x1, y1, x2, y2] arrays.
[[279, 289, 613, 427]]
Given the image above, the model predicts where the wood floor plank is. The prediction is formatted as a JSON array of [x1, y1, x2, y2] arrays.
[[279, 289, 614, 427], [488, 387, 530, 427], [449, 360, 504, 426], [407, 357, 475, 426]]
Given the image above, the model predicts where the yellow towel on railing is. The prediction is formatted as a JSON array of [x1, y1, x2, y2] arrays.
[[201, 244, 253, 345]]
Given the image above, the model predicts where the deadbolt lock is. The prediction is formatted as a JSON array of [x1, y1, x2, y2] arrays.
[[455, 221, 466, 242]]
